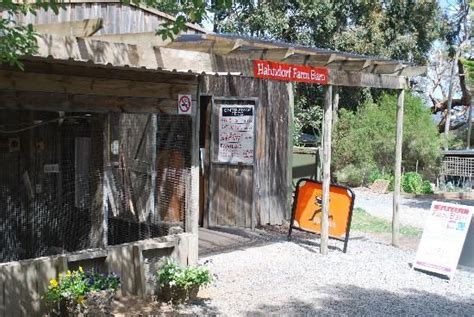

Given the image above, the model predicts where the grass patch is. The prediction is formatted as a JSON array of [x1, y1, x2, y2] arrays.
[[351, 208, 422, 238]]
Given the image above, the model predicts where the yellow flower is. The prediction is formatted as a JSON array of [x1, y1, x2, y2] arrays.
[[66, 270, 71, 277], [78, 266, 84, 273], [77, 296, 85, 305], [49, 279, 58, 288]]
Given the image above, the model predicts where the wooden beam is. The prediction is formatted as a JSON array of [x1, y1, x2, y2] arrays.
[[321, 85, 333, 255], [397, 66, 427, 77], [34, 18, 103, 37], [325, 54, 337, 66], [329, 70, 408, 89], [370, 63, 404, 74], [0, 90, 179, 114], [228, 48, 296, 61], [11, 59, 198, 85], [90, 32, 170, 46], [167, 38, 244, 55], [0, 70, 196, 99], [392, 89, 405, 247], [149, 114, 158, 220], [166, 39, 215, 53]]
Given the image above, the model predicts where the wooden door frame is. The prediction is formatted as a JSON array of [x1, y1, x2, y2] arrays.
[[207, 96, 259, 229]]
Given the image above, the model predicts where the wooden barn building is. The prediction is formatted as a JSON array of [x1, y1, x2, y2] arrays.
[[0, 2, 426, 314]]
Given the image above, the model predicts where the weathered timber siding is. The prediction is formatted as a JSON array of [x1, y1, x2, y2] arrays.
[[0, 61, 198, 114], [200, 75, 290, 225], [13, 3, 203, 35], [0, 234, 195, 316]]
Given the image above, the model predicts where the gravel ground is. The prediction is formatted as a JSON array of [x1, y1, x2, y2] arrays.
[[172, 229, 474, 316], [353, 188, 474, 228], [113, 191, 474, 316]]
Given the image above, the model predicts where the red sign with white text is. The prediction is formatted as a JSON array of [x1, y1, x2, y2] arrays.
[[253, 60, 329, 84]]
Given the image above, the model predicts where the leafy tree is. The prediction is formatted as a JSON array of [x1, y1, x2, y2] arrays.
[[212, 1, 442, 141], [332, 92, 441, 186], [0, 0, 232, 68], [423, 0, 471, 141]]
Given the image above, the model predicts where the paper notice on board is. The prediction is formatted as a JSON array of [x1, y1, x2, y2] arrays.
[[413, 201, 473, 278], [217, 105, 255, 165]]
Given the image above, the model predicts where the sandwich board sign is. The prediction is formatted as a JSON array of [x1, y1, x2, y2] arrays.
[[413, 201, 473, 279], [288, 179, 355, 253]]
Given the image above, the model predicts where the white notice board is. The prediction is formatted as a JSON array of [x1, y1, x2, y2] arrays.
[[413, 201, 473, 279], [217, 105, 255, 165]]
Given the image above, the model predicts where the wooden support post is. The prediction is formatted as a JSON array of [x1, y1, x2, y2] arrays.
[[467, 104, 472, 149], [149, 114, 157, 220], [102, 114, 110, 247], [186, 92, 200, 263], [332, 87, 340, 126], [321, 85, 333, 255], [392, 89, 405, 247], [287, 82, 294, 220]]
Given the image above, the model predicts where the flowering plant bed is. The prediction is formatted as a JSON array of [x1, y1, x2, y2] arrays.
[[44, 267, 120, 315], [156, 258, 212, 304]]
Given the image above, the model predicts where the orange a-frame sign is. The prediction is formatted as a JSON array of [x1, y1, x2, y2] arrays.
[[288, 179, 355, 253]]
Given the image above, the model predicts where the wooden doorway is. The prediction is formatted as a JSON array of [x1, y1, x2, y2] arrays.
[[199, 96, 211, 227], [203, 97, 258, 229]]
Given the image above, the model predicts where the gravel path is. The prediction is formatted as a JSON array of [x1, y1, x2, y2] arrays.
[[353, 188, 474, 228], [176, 230, 474, 316]]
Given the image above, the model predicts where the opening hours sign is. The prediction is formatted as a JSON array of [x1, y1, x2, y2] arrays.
[[217, 105, 255, 165], [253, 60, 329, 84]]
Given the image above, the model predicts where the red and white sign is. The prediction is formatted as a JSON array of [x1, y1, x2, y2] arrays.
[[253, 60, 329, 84], [413, 201, 473, 279], [178, 94, 193, 115]]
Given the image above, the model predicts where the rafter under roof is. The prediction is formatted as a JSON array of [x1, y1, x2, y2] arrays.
[[167, 33, 427, 77]]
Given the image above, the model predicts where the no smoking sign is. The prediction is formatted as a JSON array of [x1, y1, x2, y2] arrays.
[[178, 94, 193, 115]]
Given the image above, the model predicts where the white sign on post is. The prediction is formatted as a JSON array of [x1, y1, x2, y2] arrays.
[[178, 94, 193, 115], [217, 105, 255, 165], [413, 201, 473, 279]]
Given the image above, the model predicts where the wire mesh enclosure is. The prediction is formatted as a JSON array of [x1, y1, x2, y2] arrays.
[[440, 156, 474, 189], [107, 113, 192, 245], [0, 110, 192, 263]]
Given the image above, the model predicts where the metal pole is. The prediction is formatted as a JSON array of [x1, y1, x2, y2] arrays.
[[321, 85, 333, 255], [392, 89, 405, 247]]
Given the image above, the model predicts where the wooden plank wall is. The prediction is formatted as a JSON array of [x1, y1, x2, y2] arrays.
[[0, 256, 67, 316], [0, 61, 198, 114], [0, 233, 194, 316], [13, 3, 202, 35], [201, 75, 291, 225]]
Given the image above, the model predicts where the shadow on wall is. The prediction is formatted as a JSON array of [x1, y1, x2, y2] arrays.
[[245, 284, 474, 316]]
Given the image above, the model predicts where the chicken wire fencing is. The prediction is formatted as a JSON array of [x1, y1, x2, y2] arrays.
[[440, 156, 474, 190], [0, 110, 191, 263]]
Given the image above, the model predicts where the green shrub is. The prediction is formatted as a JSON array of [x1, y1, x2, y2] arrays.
[[155, 258, 213, 303], [401, 172, 424, 194], [333, 92, 441, 182], [334, 164, 365, 187], [421, 180, 433, 194], [368, 168, 394, 187]]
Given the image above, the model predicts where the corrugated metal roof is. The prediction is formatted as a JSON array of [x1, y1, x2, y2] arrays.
[[30, 33, 242, 77], [169, 33, 426, 77], [443, 149, 474, 157]]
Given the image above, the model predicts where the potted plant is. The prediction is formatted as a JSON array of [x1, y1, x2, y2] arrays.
[[43, 267, 120, 315], [155, 258, 212, 304]]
